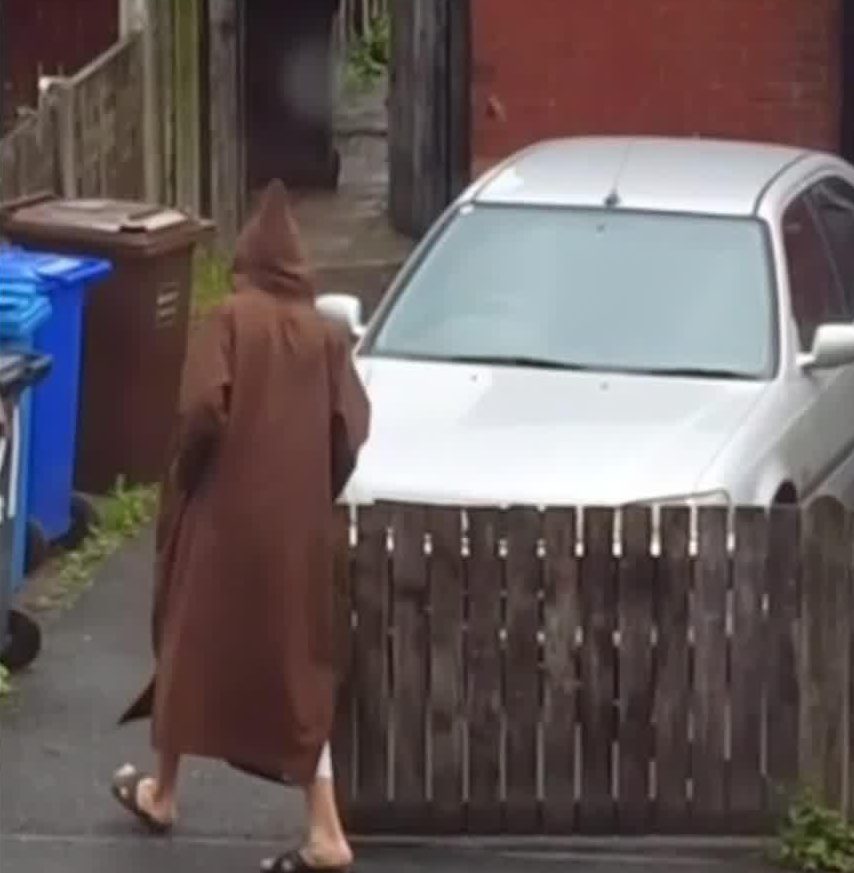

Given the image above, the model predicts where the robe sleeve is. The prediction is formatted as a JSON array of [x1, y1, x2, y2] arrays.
[[173, 304, 234, 495], [327, 326, 370, 501]]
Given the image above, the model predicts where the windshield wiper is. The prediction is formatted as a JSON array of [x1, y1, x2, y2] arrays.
[[627, 366, 754, 380], [443, 354, 593, 372]]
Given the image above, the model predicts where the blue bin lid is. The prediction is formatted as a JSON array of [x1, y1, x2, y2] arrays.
[[0, 294, 52, 340], [0, 246, 112, 293]]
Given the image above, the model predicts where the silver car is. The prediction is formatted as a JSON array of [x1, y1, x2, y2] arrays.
[[320, 137, 854, 509]]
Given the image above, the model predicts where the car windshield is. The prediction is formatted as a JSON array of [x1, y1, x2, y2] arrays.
[[369, 205, 776, 379]]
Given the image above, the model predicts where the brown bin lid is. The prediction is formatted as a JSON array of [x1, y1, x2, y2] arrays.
[[0, 195, 213, 257]]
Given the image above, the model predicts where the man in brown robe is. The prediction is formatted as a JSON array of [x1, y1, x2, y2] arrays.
[[111, 180, 369, 873]]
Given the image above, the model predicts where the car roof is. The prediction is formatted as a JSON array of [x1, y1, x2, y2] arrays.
[[473, 136, 811, 216]]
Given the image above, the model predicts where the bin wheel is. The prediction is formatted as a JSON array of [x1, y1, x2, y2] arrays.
[[59, 493, 100, 551], [25, 520, 51, 575], [0, 609, 42, 672]]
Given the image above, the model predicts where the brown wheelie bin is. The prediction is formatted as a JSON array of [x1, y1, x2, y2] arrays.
[[1, 196, 210, 494]]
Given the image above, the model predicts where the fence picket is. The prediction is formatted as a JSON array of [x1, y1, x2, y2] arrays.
[[617, 507, 654, 833], [351, 505, 391, 826], [692, 507, 729, 831], [729, 507, 767, 831], [579, 508, 617, 833], [503, 508, 542, 832], [427, 508, 465, 831], [542, 509, 580, 833], [799, 497, 850, 811], [390, 506, 429, 829], [332, 508, 355, 811], [764, 507, 800, 819], [654, 507, 691, 831], [466, 509, 503, 833]]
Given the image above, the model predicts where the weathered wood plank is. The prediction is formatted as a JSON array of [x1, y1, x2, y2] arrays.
[[764, 507, 800, 819], [654, 507, 691, 831], [542, 509, 579, 833], [466, 509, 503, 833], [692, 507, 729, 831], [427, 508, 465, 832], [503, 508, 542, 833], [578, 507, 616, 833], [729, 508, 767, 831], [172, 0, 201, 211], [617, 507, 653, 833], [389, 506, 429, 829], [799, 497, 850, 811], [351, 505, 390, 823], [207, 0, 241, 247], [332, 508, 355, 812]]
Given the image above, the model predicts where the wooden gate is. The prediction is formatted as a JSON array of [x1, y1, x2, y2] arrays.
[[332, 499, 854, 835], [388, 0, 471, 238]]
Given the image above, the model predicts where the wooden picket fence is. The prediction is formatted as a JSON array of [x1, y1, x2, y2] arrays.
[[331, 498, 854, 835], [0, 32, 146, 203]]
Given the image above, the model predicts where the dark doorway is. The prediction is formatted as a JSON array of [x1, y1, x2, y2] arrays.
[[843, 0, 854, 162], [243, 0, 340, 194]]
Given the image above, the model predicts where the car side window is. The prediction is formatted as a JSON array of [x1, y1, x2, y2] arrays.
[[782, 192, 848, 351], [811, 177, 854, 311]]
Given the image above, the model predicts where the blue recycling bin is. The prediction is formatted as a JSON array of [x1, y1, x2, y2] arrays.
[[0, 294, 52, 589], [0, 248, 112, 551]]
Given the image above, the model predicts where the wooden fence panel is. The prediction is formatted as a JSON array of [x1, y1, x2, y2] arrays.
[[617, 507, 654, 833], [578, 508, 617, 833], [0, 33, 146, 205], [427, 508, 465, 832], [333, 498, 854, 837], [503, 508, 542, 833], [541, 509, 579, 833], [729, 507, 767, 831], [68, 34, 146, 199], [389, 506, 429, 829], [466, 509, 503, 833]]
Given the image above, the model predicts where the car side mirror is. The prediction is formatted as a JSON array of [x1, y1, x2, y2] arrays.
[[799, 324, 854, 371], [316, 293, 365, 340]]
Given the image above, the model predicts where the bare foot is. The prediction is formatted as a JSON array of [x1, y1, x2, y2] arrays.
[[135, 777, 176, 828], [111, 764, 176, 832], [300, 839, 354, 869]]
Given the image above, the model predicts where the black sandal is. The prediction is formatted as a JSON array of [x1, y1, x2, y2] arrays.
[[261, 850, 352, 873], [111, 764, 174, 835]]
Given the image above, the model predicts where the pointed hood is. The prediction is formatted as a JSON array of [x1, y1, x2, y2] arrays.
[[232, 179, 316, 300]]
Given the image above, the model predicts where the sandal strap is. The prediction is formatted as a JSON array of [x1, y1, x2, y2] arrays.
[[261, 851, 351, 873], [262, 852, 302, 873]]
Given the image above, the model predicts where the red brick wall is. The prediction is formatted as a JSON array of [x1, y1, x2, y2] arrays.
[[471, 0, 843, 173]]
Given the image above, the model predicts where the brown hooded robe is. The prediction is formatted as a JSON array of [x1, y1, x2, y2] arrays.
[[120, 181, 370, 785]]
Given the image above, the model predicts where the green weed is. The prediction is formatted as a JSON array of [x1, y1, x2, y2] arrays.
[[775, 792, 854, 872]]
